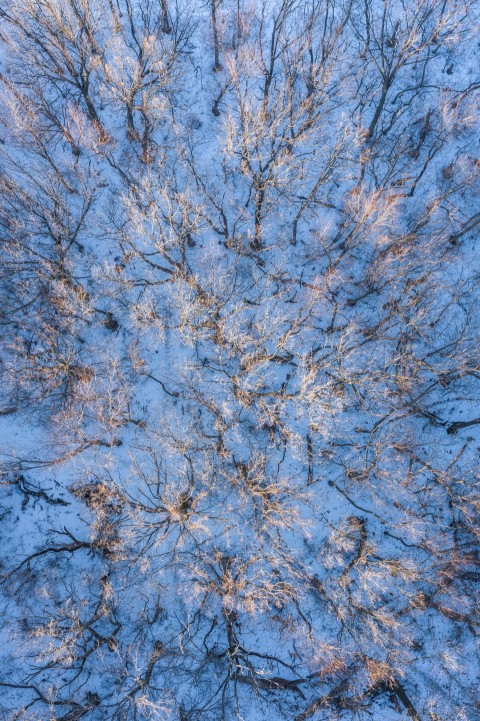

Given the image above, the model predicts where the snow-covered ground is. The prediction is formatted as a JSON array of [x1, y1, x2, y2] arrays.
[[0, 1, 479, 719]]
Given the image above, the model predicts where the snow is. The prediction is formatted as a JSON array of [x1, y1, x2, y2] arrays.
[[0, 1, 479, 720]]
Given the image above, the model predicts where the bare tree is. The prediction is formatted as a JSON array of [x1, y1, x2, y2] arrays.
[[0, 1, 479, 720]]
